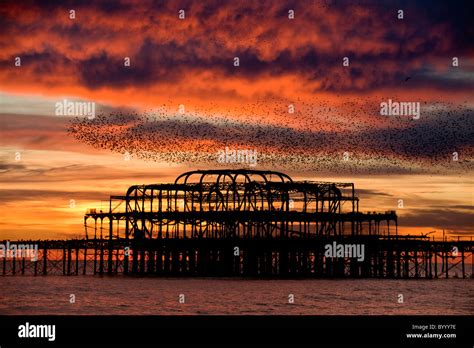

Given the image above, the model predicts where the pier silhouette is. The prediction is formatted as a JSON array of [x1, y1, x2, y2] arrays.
[[2, 170, 473, 278]]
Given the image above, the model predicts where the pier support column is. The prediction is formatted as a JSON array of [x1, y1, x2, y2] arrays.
[[62, 247, 66, 275], [67, 247, 72, 276], [107, 243, 114, 275], [132, 244, 139, 274], [155, 243, 163, 274], [83, 247, 88, 275], [414, 250, 418, 278], [445, 251, 449, 279], [279, 245, 288, 276], [396, 249, 401, 278], [99, 244, 104, 275], [428, 249, 432, 279], [93, 243, 97, 275], [189, 248, 196, 276], [42, 246, 47, 275], [404, 250, 409, 278], [75, 246, 79, 275]]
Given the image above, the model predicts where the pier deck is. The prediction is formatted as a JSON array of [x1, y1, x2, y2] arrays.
[[2, 236, 473, 278]]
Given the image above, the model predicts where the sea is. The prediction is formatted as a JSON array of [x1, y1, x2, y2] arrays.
[[1, 277, 473, 315]]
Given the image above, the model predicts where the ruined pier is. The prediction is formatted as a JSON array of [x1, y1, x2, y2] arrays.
[[2, 170, 473, 278]]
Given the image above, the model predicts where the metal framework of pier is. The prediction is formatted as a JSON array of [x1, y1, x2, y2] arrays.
[[2, 169, 473, 278], [84, 169, 397, 240]]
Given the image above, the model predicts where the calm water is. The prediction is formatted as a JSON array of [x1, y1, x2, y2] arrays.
[[0, 277, 473, 315]]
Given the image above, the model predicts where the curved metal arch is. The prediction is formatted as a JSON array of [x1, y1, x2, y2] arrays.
[[126, 185, 141, 197], [174, 169, 293, 185], [203, 182, 226, 211]]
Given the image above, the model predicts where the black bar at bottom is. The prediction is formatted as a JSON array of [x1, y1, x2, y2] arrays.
[[0, 315, 472, 347]]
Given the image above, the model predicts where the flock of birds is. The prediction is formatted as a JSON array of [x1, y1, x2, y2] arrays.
[[67, 98, 473, 175]]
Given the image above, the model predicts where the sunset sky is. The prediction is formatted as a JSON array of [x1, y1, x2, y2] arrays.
[[0, 0, 472, 240]]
